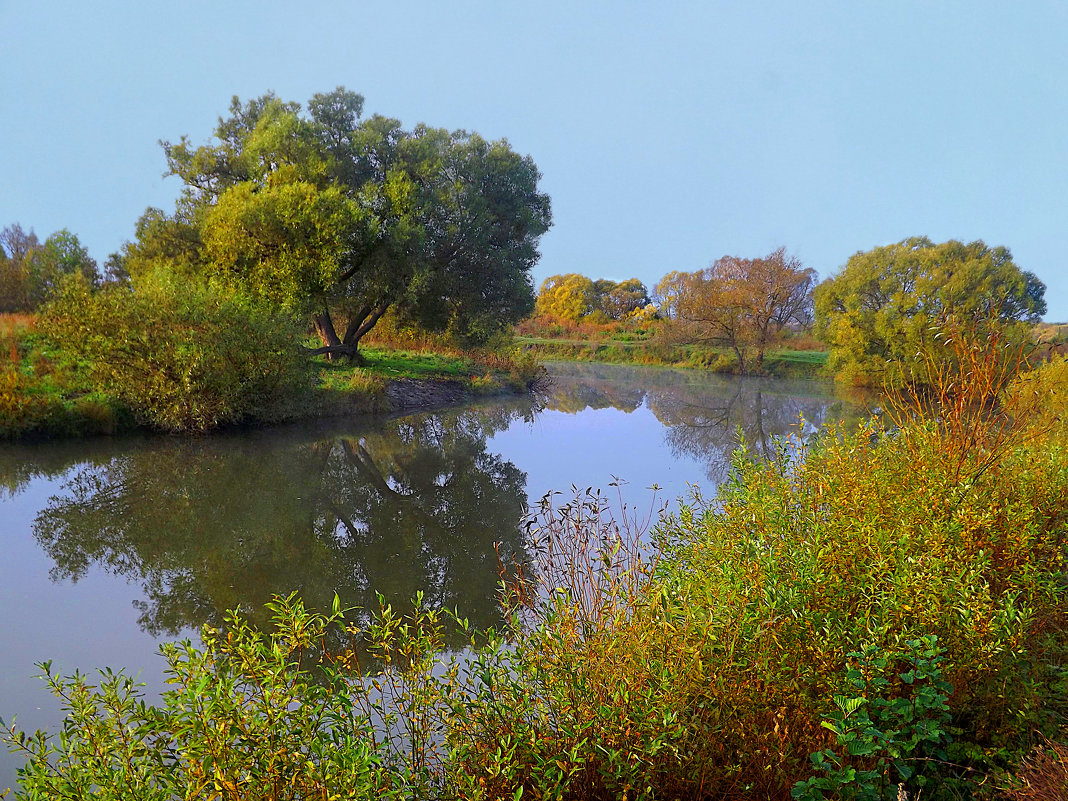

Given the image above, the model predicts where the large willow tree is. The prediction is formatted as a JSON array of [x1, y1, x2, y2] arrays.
[[127, 88, 552, 357]]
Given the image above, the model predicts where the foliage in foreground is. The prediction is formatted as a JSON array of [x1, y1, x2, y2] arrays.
[[4, 352, 1066, 798], [4, 597, 393, 800]]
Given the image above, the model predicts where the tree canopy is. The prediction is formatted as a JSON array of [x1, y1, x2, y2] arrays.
[[127, 88, 552, 357], [594, 278, 651, 320], [534, 274, 650, 322], [0, 224, 99, 311], [814, 237, 1047, 386], [656, 248, 815, 373], [535, 274, 596, 320]]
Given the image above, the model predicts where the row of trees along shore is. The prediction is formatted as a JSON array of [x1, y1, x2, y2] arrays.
[[0, 87, 1053, 436], [2, 90, 1067, 800], [529, 238, 1048, 383], [0, 224, 128, 312]]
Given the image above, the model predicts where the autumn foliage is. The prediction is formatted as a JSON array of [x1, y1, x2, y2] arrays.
[[656, 247, 815, 372]]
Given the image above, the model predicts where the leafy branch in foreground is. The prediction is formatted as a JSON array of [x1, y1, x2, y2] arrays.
[[3, 595, 394, 800], [792, 636, 955, 801]]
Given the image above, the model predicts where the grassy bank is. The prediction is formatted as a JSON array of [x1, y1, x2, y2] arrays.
[[0, 313, 541, 440], [516, 334, 829, 378], [514, 313, 828, 377], [5, 356, 1066, 799]]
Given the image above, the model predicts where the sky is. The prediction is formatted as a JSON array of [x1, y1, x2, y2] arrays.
[[2, 1, 1066, 320]]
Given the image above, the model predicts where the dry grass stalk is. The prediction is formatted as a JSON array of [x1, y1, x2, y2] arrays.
[[1003, 739, 1068, 800]]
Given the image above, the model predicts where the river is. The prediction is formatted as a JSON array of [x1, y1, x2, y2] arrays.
[[0, 362, 859, 790]]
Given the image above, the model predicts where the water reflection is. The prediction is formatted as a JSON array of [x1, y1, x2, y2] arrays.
[[1, 366, 856, 643], [0, 365, 861, 792], [545, 362, 854, 481], [649, 382, 830, 481], [17, 403, 534, 650]]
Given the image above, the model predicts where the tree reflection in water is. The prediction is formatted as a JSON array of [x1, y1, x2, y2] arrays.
[[5, 365, 857, 660], [27, 402, 535, 656], [545, 362, 856, 482], [647, 380, 835, 482]]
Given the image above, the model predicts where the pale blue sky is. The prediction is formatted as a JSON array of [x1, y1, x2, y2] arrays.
[[2, 1, 1066, 319]]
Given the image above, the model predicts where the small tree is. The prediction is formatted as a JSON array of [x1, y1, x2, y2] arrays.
[[0, 225, 100, 310], [659, 248, 815, 373], [535, 275, 651, 323], [597, 278, 650, 320], [535, 273, 597, 321], [27, 229, 100, 306]]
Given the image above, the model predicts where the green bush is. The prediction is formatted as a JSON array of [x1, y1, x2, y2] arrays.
[[42, 272, 314, 432], [442, 351, 1068, 799], [0, 369, 66, 438], [792, 637, 954, 800], [4, 597, 393, 800]]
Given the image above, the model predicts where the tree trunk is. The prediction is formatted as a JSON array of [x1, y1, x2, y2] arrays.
[[341, 302, 391, 353], [304, 302, 391, 364], [335, 303, 390, 363], [313, 310, 342, 361], [732, 343, 746, 375]]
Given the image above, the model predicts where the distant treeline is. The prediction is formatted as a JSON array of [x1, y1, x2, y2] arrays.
[[531, 237, 1047, 382]]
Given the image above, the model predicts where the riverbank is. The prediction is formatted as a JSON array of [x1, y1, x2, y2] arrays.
[[514, 335, 829, 378], [0, 314, 541, 440]]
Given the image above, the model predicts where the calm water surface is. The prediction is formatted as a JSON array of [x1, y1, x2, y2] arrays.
[[0, 362, 858, 789]]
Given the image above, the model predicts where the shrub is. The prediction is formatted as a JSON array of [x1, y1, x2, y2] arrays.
[[42, 272, 314, 433], [1006, 354, 1068, 440], [3, 596, 394, 800], [792, 637, 954, 800], [1003, 738, 1068, 800], [4, 343, 1065, 799], [444, 339, 1068, 798], [347, 367, 389, 397], [0, 369, 65, 438]]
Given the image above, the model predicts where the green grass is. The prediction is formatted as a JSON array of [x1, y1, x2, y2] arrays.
[[359, 348, 477, 379], [515, 335, 829, 377], [1, 325, 535, 439], [314, 348, 487, 400], [766, 348, 828, 364], [0, 321, 132, 439]]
